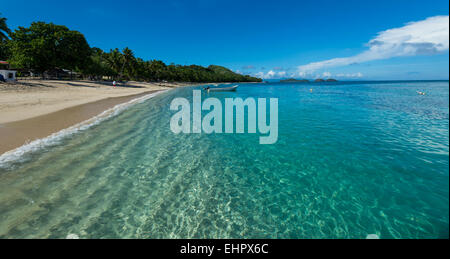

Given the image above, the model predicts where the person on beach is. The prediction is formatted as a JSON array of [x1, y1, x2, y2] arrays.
[[113, 80, 117, 87]]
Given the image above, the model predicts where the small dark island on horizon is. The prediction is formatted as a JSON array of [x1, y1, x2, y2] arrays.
[[315, 78, 338, 82], [280, 78, 310, 82]]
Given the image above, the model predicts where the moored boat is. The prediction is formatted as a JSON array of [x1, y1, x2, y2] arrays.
[[204, 85, 238, 92]]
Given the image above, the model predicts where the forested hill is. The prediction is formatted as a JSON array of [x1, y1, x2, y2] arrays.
[[0, 20, 261, 83], [145, 64, 262, 83]]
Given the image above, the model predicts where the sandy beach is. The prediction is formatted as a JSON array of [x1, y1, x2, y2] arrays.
[[0, 80, 182, 155]]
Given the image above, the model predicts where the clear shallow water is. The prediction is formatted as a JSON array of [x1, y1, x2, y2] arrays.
[[0, 81, 448, 239]]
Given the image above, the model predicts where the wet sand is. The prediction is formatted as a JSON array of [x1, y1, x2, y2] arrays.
[[0, 79, 186, 155], [0, 90, 163, 155]]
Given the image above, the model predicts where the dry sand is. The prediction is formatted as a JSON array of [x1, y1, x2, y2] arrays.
[[0, 80, 184, 155]]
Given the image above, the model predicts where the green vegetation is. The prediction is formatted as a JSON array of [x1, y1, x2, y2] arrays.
[[280, 78, 309, 82], [80, 47, 261, 82], [0, 14, 10, 41], [0, 17, 261, 83], [9, 22, 91, 74], [314, 78, 338, 82], [0, 13, 11, 60]]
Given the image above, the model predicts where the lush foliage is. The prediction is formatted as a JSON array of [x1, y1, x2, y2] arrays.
[[81, 46, 261, 82], [4, 20, 261, 82], [8, 22, 91, 73], [0, 14, 11, 60], [0, 40, 9, 61], [0, 14, 10, 41]]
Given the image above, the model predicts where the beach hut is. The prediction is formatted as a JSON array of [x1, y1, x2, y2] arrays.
[[0, 70, 17, 81], [0, 61, 17, 82]]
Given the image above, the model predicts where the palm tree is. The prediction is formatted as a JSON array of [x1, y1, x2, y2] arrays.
[[104, 48, 123, 79], [0, 14, 11, 41], [119, 47, 135, 80]]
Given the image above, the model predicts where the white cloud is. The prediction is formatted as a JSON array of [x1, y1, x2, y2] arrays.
[[335, 72, 364, 78], [322, 72, 331, 78], [278, 71, 287, 77], [253, 70, 362, 80], [298, 71, 307, 78], [297, 15, 449, 73], [254, 70, 287, 79]]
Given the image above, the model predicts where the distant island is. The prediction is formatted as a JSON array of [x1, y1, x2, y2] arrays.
[[280, 78, 310, 82], [314, 78, 338, 82]]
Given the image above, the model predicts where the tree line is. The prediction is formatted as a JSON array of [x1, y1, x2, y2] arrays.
[[0, 15, 261, 83]]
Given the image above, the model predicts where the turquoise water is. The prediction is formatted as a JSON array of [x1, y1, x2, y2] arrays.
[[0, 81, 448, 239]]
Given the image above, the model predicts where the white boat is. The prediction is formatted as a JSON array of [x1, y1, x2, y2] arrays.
[[205, 85, 238, 92]]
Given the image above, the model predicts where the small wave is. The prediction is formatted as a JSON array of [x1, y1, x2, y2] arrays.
[[0, 90, 169, 169]]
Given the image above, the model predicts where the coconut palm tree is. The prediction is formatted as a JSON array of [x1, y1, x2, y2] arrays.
[[104, 48, 123, 79], [0, 14, 11, 41], [119, 47, 135, 80]]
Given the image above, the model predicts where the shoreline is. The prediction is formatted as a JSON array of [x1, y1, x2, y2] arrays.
[[0, 89, 169, 156], [0, 79, 186, 156], [0, 80, 181, 124], [0, 79, 248, 156]]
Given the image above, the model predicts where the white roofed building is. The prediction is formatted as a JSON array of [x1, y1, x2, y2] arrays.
[[0, 61, 17, 82]]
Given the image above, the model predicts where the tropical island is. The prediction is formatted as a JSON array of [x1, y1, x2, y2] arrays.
[[314, 78, 338, 82], [0, 21, 261, 83], [0, 17, 261, 154], [0, 2, 449, 241], [280, 78, 310, 82]]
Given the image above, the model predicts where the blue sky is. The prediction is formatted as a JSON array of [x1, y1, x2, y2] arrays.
[[1, 0, 449, 80]]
